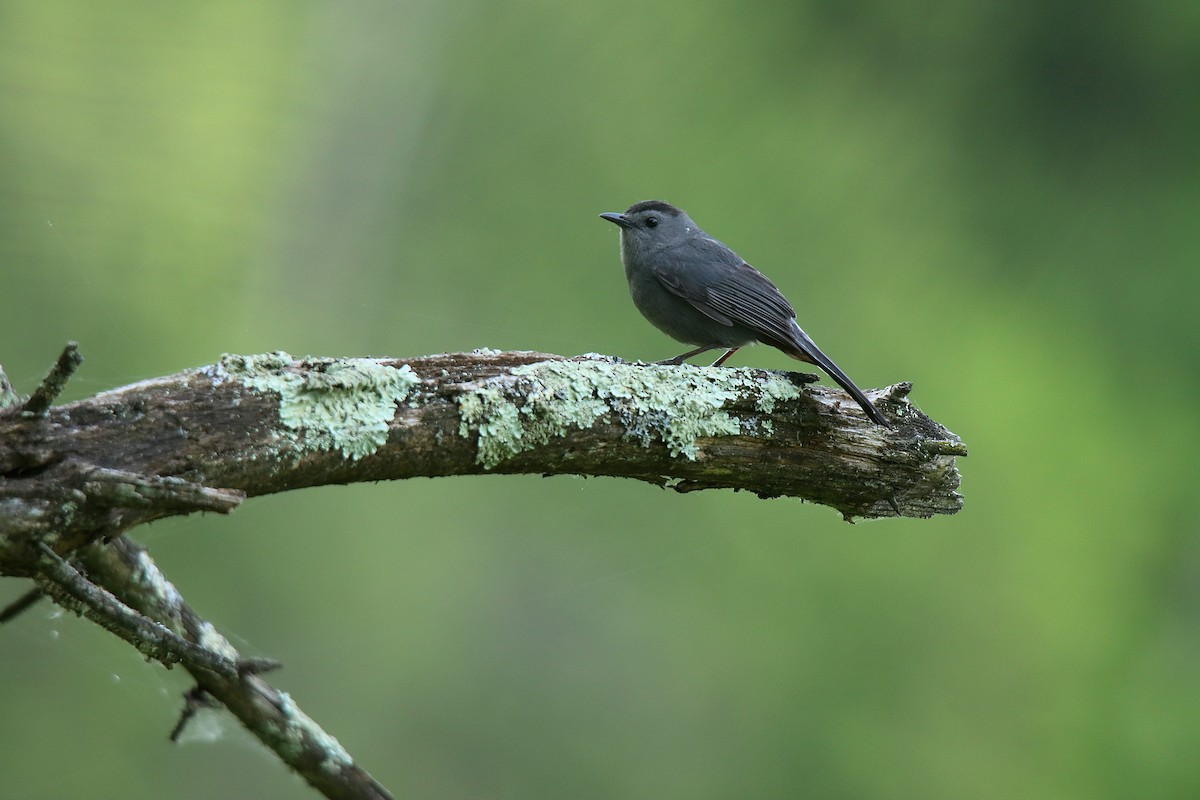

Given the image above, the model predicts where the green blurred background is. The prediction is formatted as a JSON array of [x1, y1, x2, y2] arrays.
[[2, 1, 1199, 798]]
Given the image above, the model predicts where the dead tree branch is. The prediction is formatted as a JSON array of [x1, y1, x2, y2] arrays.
[[1, 346, 963, 555], [0, 343, 965, 800], [74, 536, 390, 800]]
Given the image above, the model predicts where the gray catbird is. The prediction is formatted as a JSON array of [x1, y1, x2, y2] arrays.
[[600, 200, 890, 427]]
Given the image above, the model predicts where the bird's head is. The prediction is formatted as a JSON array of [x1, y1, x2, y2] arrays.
[[599, 200, 700, 261]]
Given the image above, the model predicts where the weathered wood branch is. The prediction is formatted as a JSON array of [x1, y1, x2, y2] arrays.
[[19, 340, 83, 416], [0, 347, 963, 562], [0, 344, 965, 800], [72, 536, 392, 800]]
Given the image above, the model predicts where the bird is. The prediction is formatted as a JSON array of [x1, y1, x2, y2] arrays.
[[599, 200, 891, 427]]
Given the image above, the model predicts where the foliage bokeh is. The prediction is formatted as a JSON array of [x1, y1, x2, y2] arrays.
[[2, 2, 1199, 798]]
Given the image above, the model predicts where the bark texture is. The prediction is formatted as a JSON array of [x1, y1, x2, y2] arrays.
[[0, 345, 966, 800], [0, 348, 963, 562]]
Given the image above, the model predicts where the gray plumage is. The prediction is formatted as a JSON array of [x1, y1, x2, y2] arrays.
[[600, 200, 890, 427]]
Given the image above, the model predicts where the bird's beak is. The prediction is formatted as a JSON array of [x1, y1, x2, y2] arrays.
[[599, 212, 632, 229]]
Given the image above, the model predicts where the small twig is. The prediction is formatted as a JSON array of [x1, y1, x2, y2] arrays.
[[0, 586, 45, 623], [238, 656, 283, 675], [34, 543, 241, 677], [169, 686, 222, 743], [80, 538, 395, 800], [0, 363, 20, 409], [80, 466, 245, 514], [21, 341, 83, 417]]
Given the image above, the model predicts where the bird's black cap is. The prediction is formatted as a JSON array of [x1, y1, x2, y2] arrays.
[[624, 200, 681, 216]]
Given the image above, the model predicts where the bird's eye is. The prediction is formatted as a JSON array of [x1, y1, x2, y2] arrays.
[[645, 216, 659, 228]]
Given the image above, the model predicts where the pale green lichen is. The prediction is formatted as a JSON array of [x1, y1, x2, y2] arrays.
[[211, 352, 417, 460], [0, 371, 19, 410], [195, 620, 241, 663], [457, 359, 804, 469], [753, 374, 802, 413], [274, 692, 353, 770]]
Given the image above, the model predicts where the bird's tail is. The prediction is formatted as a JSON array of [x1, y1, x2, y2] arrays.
[[783, 322, 891, 427]]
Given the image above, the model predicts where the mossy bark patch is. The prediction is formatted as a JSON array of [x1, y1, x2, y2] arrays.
[[457, 359, 802, 468], [212, 352, 417, 460]]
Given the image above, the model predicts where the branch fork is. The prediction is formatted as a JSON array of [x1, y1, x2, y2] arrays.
[[1, 342, 966, 800]]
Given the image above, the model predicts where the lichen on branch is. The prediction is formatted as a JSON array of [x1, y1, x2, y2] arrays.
[[456, 357, 809, 467]]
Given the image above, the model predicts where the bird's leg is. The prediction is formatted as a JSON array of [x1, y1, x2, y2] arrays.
[[710, 348, 740, 367], [656, 344, 721, 366]]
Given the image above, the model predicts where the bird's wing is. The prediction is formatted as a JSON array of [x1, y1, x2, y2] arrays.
[[652, 265, 736, 326], [653, 237, 889, 425], [652, 237, 798, 348]]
